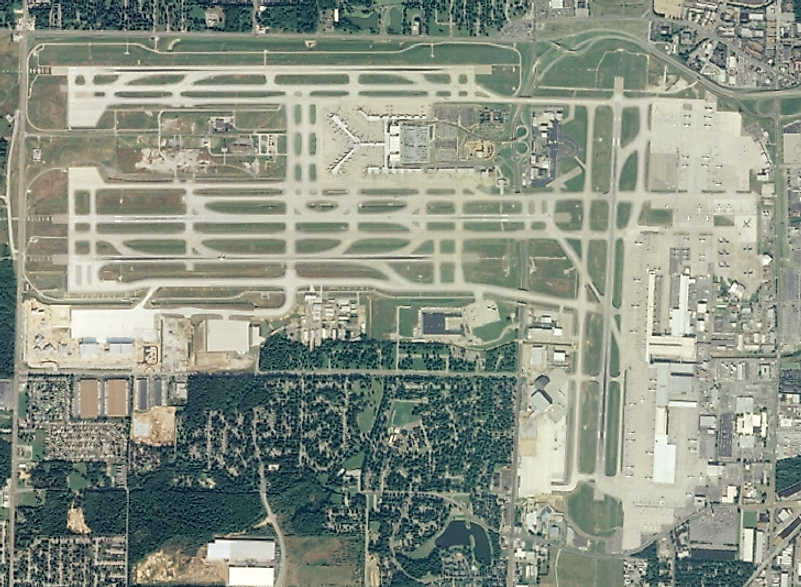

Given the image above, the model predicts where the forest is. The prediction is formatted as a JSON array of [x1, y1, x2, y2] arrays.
[[128, 489, 263, 563], [776, 455, 801, 495], [0, 243, 14, 379]]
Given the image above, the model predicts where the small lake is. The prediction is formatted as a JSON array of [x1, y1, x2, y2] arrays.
[[435, 520, 491, 565]]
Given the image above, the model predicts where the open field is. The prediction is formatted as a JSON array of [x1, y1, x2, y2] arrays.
[[285, 536, 361, 587], [620, 107, 640, 148], [591, 106, 613, 193], [613, 240, 624, 308], [589, 201, 609, 232], [528, 239, 578, 298], [552, 551, 624, 587], [578, 381, 600, 475], [604, 381, 622, 477], [618, 152, 638, 192], [554, 200, 583, 231], [561, 106, 588, 161], [582, 312, 604, 376], [587, 240, 607, 295], [566, 483, 624, 537]]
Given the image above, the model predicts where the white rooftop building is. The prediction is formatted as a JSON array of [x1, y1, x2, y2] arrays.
[[206, 319, 251, 354], [70, 308, 159, 342], [208, 539, 275, 564], [228, 566, 275, 587]]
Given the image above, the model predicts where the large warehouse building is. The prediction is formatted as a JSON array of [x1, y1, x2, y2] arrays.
[[227, 567, 274, 587]]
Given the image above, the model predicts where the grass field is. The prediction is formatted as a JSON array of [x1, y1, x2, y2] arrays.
[[539, 39, 647, 91], [604, 381, 621, 477], [554, 199, 583, 231], [638, 202, 673, 227], [528, 239, 577, 298], [97, 223, 185, 235], [296, 239, 340, 254], [616, 202, 631, 229], [463, 239, 521, 289], [609, 335, 620, 378], [285, 535, 361, 587], [566, 482, 623, 537], [28, 75, 67, 130], [578, 381, 600, 475], [589, 200, 609, 231], [206, 201, 286, 215], [561, 106, 588, 162], [123, 239, 186, 255], [620, 107, 640, 148], [587, 240, 607, 295], [390, 400, 422, 427], [613, 239, 624, 308], [345, 238, 409, 255], [591, 106, 613, 193], [203, 239, 286, 255], [618, 152, 638, 192], [554, 550, 624, 587], [355, 378, 384, 434], [96, 189, 186, 215], [583, 312, 603, 376]]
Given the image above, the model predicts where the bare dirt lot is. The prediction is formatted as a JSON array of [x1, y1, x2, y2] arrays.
[[133, 545, 226, 586], [132, 406, 176, 446]]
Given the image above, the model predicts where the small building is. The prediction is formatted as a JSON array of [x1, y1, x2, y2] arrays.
[[228, 566, 275, 587]]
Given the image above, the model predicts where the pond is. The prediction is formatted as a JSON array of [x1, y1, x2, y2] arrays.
[[435, 520, 491, 565]]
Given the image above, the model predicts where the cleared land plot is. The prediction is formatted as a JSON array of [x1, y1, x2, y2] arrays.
[[638, 202, 673, 227], [589, 200, 609, 231], [463, 239, 521, 289], [620, 107, 640, 148], [567, 482, 623, 537], [618, 152, 638, 192], [587, 240, 607, 295], [554, 200, 583, 231], [96, 190, 186, 215], [527, 239, 577, 298], [205, 201, 286, 215], [613, 240, 624, 308], [578, 381, 600, 475], [604, 381, 621, 477], [591, 106, 613, 193], [583, 312, 603, 376], [203, 239, 286, 255]]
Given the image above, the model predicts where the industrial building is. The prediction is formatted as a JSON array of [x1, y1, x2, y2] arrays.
[[205, 319, 251, 354], [228, 567, 274, 587], [78, 379, 99, 419], [105, 379, 129, 418], [207, 539, 276, 564]]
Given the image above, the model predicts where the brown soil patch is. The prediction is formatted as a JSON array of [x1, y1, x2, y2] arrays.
[[132, 406, 177, 446], [67, 507, 91, 534], [133, 546, 226, 586], [105, 379, 129, 417]]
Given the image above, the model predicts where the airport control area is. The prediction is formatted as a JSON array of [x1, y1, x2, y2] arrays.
[[0, 11, 799, 587]]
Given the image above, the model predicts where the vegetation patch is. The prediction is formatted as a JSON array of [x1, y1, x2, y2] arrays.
[[567, 482, 623, 537], [588, 240, 607, 295], [638, 202, 673, 227], [619, 152, 638, 192], [591, 106, 613, 193], [604, 381, 622, 477]]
